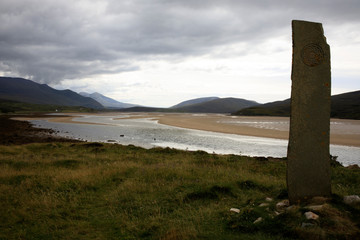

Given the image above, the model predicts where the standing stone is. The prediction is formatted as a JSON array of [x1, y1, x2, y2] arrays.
[[287, 20, 331, 203]]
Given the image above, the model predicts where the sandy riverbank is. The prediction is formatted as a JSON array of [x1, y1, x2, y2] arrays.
[[156, 114, 360, 147], [14, 113, 360, 147]]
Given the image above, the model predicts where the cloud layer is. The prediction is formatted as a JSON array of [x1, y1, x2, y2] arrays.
[[1, 0, 359, 84], [0, 1, 360, 107]]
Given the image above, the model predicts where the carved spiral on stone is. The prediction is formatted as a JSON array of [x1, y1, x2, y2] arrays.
[[301, 43, 324, 67]]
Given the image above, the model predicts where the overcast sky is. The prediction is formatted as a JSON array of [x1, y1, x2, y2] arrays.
[[1, 0, 359, 107]]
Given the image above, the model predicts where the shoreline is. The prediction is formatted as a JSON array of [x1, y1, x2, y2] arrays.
[[12, 113, 360, 147], [0, 115, 80, 145]]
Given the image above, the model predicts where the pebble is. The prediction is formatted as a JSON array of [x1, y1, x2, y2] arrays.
[[253, 217, 263, 224], [304, 211, 319, 220], [343, 195, 360, 205], [230, 208, 240, 213], [305, 205, 324, 211], [276, 199, 290, 211], [259, 203, 269, 207]]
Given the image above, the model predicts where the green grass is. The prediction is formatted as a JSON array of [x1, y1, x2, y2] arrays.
[[0, 143, 359, 239]]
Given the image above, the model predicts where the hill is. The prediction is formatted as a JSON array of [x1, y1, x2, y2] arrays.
[[79, 92, 137, 109], [119, 106, 170, 112], [174, 97, 259, 113], [330, 90, 360, 119], [171, 97, 219, 108], [233, 90, 360, 119], [233, 99, 291, 117], [121, 97, 259, 113], [0, 77, 103, 109]]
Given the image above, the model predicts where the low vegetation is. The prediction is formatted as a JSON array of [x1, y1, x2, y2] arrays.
[[0, 142, 359, 239], [0, 99, 96, 114]]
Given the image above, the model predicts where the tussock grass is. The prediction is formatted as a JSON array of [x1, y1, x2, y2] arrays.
[[0, 142, 359, 239]]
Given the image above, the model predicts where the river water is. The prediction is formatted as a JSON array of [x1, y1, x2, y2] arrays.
[[30, 114, 360, 166]]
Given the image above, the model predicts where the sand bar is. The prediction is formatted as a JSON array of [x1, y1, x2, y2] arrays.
[[14, 113, 360, 147], [156, 114, 360, 147]]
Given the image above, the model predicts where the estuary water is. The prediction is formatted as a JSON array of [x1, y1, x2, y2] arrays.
[[30, 114, 360, 166]]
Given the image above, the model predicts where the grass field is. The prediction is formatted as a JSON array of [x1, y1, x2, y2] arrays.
[[0, 142, 359, 239]]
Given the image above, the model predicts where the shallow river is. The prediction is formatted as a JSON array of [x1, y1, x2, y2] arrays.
[[30, 114, 360, 166]]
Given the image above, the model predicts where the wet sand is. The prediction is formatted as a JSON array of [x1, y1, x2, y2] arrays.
[[14, 113, 360, 147], [157, 114, 289, 139], [156, 114, 360, 147]]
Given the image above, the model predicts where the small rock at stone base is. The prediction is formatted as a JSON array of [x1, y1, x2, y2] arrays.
[[253, 217, 263, 224], [343, 195, 360, 205], [301, 222, 315, 228], [305, 205, 324, 211], [265, 197, 273, 202], [304, 211, 319, 220], [259, 203, 269, 207], [276, 199, 290, 211], [230, 208, 240, 213]]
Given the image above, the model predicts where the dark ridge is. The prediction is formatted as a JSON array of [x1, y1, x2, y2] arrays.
[[233, 90, 360, 120], [0, 77, 103, 109]]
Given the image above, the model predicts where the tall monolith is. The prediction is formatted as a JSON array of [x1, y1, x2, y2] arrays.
[[287, 20, 331, 203]]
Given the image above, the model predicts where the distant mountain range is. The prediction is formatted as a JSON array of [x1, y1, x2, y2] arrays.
[[1, 77, 359, 119], [0, 77, 103, 109], [79, 92, 138, 109], [233, 90, 360, 120], [0, 77, 260, 114], [0, 77, 138, 110]]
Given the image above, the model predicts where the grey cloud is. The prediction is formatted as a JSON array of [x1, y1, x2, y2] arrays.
[[1, 0, 360, 83]]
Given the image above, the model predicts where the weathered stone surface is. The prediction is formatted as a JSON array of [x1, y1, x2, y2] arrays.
[[287, 20, 331, 203]]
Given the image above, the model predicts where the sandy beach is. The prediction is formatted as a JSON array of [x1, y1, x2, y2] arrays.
[[14, 113, 360, 147]]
